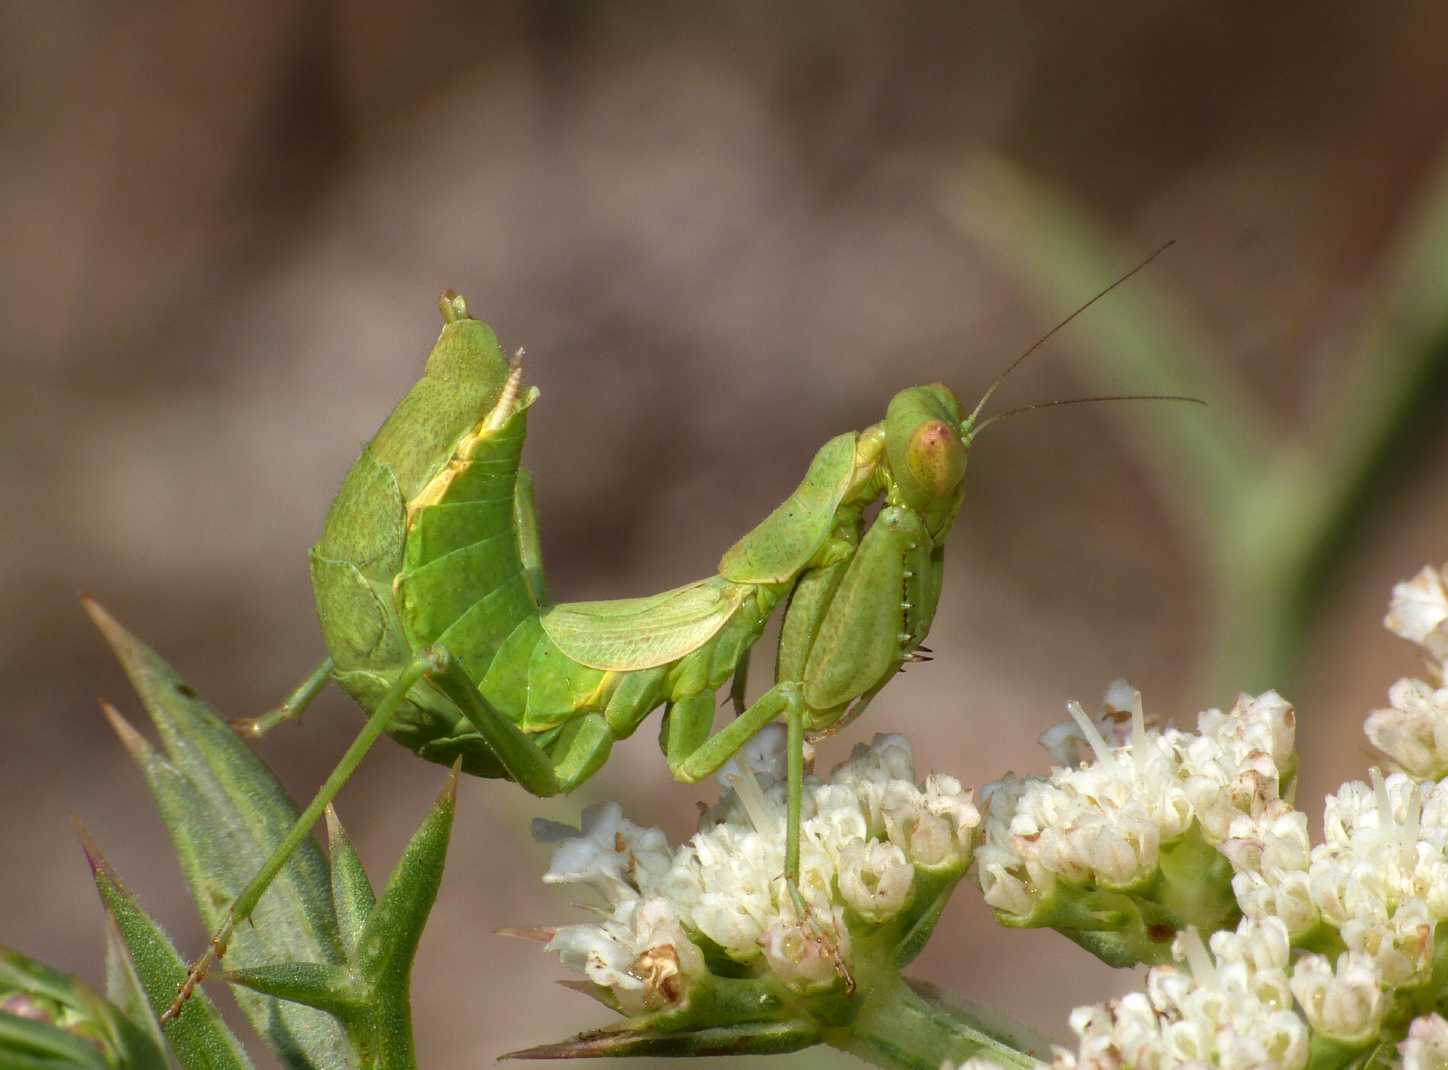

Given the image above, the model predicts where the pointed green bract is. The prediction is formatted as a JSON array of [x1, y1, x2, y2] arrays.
[[86, 600, 338, 940], [224, 964, 360, 1018], [229, 769, 461, 1070], [86, 600, 353, 1068], [352, 769, 457, 989], [103, 919, 167, 1063], [502, 1020, 822, 1060], [88, 846, 255, 1070], [325, 807, 377, 957]]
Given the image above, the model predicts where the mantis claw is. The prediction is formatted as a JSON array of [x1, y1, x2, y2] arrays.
[[783, 879, 856, 995], [227, 716, 266, 739]]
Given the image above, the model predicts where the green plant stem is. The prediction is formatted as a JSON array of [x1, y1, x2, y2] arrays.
[[825, 976, 1048, 1070]]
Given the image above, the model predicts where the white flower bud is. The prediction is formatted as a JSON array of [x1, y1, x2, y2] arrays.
[[1401, 1013, 1448, 1070], [1233, 868, 1320, 937], [1209, 916, 1290, 975], [838, 840, 914, 922], [544, 897, 705, 1015], [879, 777, 977, 869], [1385, 564, 1448, 663], [1341, 896, 1434, 987], [1289, 951, 1385, 1044], [805, 784, 869, 860], [542, 802, 672, 903], [977, 856, 1038, 918], [1365, 677, 1448, 779], [760, 909, 849, 990]]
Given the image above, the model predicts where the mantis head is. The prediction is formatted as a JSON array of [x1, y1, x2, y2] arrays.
[[884, 384, 969, 544]]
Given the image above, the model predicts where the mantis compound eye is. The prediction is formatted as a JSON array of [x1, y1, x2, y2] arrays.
[[905, 419, 967, 499]]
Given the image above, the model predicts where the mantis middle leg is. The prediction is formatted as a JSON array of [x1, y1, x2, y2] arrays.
[[671, 505, 934, 886], [229, 657, 335, 739], [665, 682, 807, 883]]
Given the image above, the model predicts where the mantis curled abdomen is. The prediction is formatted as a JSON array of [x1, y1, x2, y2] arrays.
[[309, 293, 790, 788]]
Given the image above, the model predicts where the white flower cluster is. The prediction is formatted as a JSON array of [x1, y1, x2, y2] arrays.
[[534, 729, 979, 1009], [1366, 563, 1448, 779], [1059, 766, 1448, 1067], [1231, 768, 1448, 989], [976, 687, 1295, 920], [1053, 916, 1374, 1070], [1055, 920, 1308, 1069]]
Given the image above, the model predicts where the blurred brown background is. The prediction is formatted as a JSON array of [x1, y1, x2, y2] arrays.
[[5, 3, 1448, 1067]]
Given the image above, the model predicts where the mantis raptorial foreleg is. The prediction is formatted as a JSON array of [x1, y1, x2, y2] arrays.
[[229, 656, 335, 739]]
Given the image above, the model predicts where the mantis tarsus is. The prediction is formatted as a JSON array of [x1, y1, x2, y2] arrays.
[[165, 250, 1192, 1021]]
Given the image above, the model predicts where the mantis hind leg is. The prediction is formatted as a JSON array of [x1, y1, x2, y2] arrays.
[[544, 713, 614, 792], [165, 650, 436, 1022], [165, 645, 615, 1021], [425, 649, 615, 795], [229, 657, 334, 739]]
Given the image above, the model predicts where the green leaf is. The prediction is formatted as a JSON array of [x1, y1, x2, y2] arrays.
[[0, 1011, 113, 1070], [0, 947, 169, 1070], [87, 599, 353, 1070], [86, 837, 254, 1070]]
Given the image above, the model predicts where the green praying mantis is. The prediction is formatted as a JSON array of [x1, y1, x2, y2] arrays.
[[162, 252, 1192, 1021]]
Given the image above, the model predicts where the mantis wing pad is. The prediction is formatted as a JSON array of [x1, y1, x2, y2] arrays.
[[540, 578, 748, 671]]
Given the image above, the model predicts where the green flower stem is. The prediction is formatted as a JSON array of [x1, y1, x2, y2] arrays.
[[825, 975, 1048, 1070]]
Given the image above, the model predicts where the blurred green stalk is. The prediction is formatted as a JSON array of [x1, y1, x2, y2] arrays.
[[944, 151, 1448, 700]]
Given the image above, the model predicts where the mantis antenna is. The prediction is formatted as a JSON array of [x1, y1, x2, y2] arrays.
[[962, 392, 1205, 446], [961, 239, 1178, 434]]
